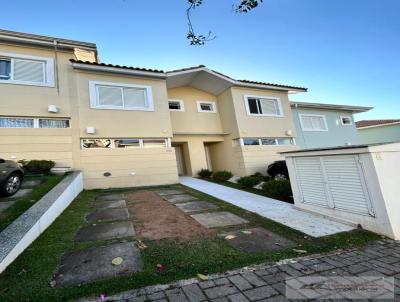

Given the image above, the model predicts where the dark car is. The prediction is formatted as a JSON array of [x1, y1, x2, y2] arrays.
[[0, 159, 24, 197], [267, 160, 289, 180]]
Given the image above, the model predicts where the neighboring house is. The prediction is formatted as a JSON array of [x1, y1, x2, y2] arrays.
[[356, 120, 400, 144], [0, 29, 307, 189], [291, 101, 372, 149]]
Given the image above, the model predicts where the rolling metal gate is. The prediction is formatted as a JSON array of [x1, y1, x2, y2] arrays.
[[294, 155, 375, 216]]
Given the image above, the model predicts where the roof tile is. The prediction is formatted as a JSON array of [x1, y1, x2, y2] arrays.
[[356, 119, 400, 128]]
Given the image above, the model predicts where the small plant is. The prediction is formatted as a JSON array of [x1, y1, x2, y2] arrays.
[[212, 170, 233, 182], [251, 172, 272, 183], [237, 176, 261, 189], [198, 168, 213, 179], [262, 179, 292, 201], [19, 160, 55, 174]]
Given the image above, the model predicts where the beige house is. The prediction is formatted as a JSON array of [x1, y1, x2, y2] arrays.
[[0, 29, 307, 189]]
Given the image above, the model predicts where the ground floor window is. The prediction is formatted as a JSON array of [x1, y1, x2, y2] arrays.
[[81, 138, 168, 149], [0, 117, 70, 128], [235, 137, 295, 146]]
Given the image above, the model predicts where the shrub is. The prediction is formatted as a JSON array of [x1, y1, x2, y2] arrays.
[[20, 160, 55, 174], [251, 172, 271, 183], [198, 169, 213, 179], [262, 179, 292, 201], [237, 176, 261, 189], [212, 170, 233, 182]]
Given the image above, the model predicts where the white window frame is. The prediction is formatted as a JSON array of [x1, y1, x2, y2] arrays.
[[196, 101, 217, 113], [89, 81, 154, 111], [0, 117, 70, 128], [81, 138, 168, 149], [168, 99, 185, 111], [0, 51, 54, 87], [244, 95, 284, 117], [240, 137, 296, 146], [299, 114, 329, 132], [340, 115, 353, 126]]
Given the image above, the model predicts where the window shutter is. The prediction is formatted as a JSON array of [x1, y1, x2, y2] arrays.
[[97, 86, 123, 107], [13, 59, 45, 83], [123, 87, 147, 108], [260, 98, 279, 115]]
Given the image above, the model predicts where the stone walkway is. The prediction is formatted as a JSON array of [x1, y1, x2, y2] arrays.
[[80, 240, 400, 301], [180, 177, 354, 237]]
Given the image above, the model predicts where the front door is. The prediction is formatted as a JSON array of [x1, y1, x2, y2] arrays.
[[175, 145, 185, 176], [204, 144, 213, 171]]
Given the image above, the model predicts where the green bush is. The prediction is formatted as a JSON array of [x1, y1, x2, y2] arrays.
[[262, 179, 292, 201], [237, 176, 261, 189], [251, 172, 271, 183], [212, 170, 233, 182], [20, 160, 55, 174], [198, 169, 213, 179]]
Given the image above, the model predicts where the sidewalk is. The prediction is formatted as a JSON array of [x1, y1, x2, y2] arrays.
[[180, 177, 354, 237], [80, 240, 400, 301]]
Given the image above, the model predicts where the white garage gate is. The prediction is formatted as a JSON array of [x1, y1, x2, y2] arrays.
[[294, 154, 375, 216]]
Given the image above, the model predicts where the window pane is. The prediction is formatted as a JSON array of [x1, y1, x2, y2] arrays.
[[243, 138, 260, 145], [115, 139, 140, 148], [0, 59, 11, 80], [260, 98, 279, 115], [200, 103, 213, 111], [277, 138, 292, 145], [169, 101, 181, 110], [39, 119, 70, 128], [247, 98, 259, 114], [142, 139, 166, 148], [124, 87, 147, 108], [311, 116, 325, 130], [342, 117, 352, 125], [0, 117, 34, 128], [261, 138, 277, 145], [13, 59, 45, 83], [82, 139, 112, 148], [301, 115, 326, 130], [97, 86, 123, 107]]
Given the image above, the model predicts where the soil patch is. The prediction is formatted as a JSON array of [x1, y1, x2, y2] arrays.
[[126, 190, 216, 241]]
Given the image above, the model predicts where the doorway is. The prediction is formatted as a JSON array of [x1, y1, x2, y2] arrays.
[[204, 144, 213, 171], [174, 144, 186, 176]]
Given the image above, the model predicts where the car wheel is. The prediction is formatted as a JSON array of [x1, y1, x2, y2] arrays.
[[1, 172, 22, 197], [273, 173, 288, 180]]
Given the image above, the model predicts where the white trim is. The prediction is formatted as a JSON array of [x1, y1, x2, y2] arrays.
[[89, 80, 154, 111], [168, 99, 185, 112], [0, 51, 54, 87], [0, 116, 70, 128], [196, 101, 217, 113], [340, 115, 353, 126], [299, 113, 329, 132], [243, 95, 284, 117], [80, 138, 168, 149]]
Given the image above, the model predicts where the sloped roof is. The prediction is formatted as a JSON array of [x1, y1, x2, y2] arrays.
[[291, 101, 372, 113], [356, 119, 400, 129], [70, 59, 165, 73]]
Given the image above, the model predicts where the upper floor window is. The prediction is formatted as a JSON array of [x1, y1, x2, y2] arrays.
[[89, 81, 154, 111], [0, 52, 54, 87], [197, 101, 217, 113], [299, 114, 328, 131], [341, 116, 353, 125], [168, 99, 184, 111], [0, 117, 70, 128], [244, 95, 283, 117]]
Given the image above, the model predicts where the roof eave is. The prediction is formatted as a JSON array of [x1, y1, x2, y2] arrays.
[[357, 121, 400, 130], [291, 102, 373, 113], [71, 62, 167, 79], [235, 82, 307, 93]]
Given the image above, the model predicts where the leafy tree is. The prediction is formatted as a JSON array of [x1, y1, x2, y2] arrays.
[[186, 0, 263, 45]]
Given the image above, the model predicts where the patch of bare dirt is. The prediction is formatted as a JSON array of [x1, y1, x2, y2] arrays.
[[126, 190, 216, 241]]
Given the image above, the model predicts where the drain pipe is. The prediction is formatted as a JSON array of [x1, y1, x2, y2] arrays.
[[53, 40, 60, 95]]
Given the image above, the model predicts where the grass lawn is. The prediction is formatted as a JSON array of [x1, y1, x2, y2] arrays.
[[0, 184, 380, 302], [0, 175, 64, 231]]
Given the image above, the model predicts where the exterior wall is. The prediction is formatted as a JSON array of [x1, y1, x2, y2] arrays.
[[167, 87, 223, 135], [358, 124, 400, 144], [0, 43, 75, 166], [292, 108, 360, 149]]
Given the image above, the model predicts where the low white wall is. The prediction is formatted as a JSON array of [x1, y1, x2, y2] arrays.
[[0, 172, 83, 273]]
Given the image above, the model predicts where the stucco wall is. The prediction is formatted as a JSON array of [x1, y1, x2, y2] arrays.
[[292, 108, 360, 149], [358, 124, 400, 144]]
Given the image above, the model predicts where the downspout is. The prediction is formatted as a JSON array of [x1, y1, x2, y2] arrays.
[[53, 40, 60, 95]]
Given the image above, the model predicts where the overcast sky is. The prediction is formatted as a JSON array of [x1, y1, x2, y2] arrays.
[[2, 0, 399, 120]]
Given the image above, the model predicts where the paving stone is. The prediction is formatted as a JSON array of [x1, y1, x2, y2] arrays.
[[205, 285, 238, 299], [165, 288, 189, 302], [278, 264, 303, 277], [74, 221, 136, 242], [241, 272, 267, 287], [52, 242, 142, 287], [21, 179, 44, 188], [0, 200, 17, 214], [164, 194, 198, 203], [228, 292, 250, 302], [175, 200, 219, 213], [7, 188, 32, 199], [95, 193, 125, 201], [86, 208, 130, 223], [210, 298, 229, 302], [191, 212, 249, 229], [221, 227, 295, 253], [343, 264, 370, 275], [199, 280, 215, 289], [182, 283, 207, 302], [157, 189, 185, 196], [264, 295, 290, 301], [93, 199, 127, 210], [228, 275, 253, 291], [214, 278, 230, 286], [147, 291, 166, 300], [243, 286, 279, 301]]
